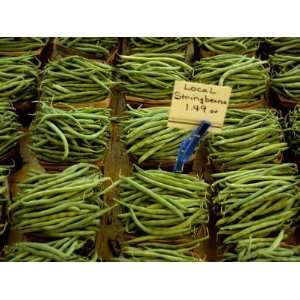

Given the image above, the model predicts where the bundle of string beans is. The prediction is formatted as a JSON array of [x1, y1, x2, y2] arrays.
[[212, 163, 299, 248], [0, 166, 9, 237], [193, 54, 269, 106], [120, 106, 191, 163], [29, 104, 111, 163], [267, 38, 300, 71], [266, 38, 300, 55], [114, 238, 207, 262], [2, 237, 98, 262], [271, 64, 300, 101], [285, 106, 300, 154], [40, 55, 113, 104], [0, 37, 48, 53], [9, 163, 114, 238], [0, 55, 39, 103], [195, 37, 259, 55], [127, 38, 191, 54], [0, 102, 23, 157], [206, 109, 287, 171], [117, 53, 193, 100], [224, 230, 300, 262], [117, 166, 209, 245], [56, 37, 118, 59]]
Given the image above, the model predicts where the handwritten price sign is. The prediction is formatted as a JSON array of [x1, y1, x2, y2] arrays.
[[168, 81, 232, 133]]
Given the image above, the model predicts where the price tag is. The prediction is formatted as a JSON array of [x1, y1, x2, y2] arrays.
[[168, 81, 232, 133]]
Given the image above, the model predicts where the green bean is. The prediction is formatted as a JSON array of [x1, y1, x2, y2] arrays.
[[128, 38, 191, 54], [0, 38, 47, 52], [117, 166, 208, 250], [3, 237, 98, 262], [213, 164, 298, 250], [285, 105, 300, 154], [195, 38, 259, 54], [120, 106, 192, 162], [57, 38, 118, 59], [41, 56, 113, 104], [193, 54, 268, 106], [225, 230, 300, 261], [30, 103, 111, 163], [0, 55, 39, 103], [207, 108, 286, 171], [9, 163, 114, 239], [117, 54, 192, 100]]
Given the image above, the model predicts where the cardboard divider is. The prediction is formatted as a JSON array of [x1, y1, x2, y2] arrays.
[[277, 93, 299, 110]]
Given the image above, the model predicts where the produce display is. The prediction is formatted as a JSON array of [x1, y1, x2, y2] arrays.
[[212, 163, 299, 247], [0, 166, 9, 237], [1, 37, 300, 263], [0, 38, 47, 53], [127, 38, 191, 54], [207, 109, 287, 171], [117, 166, 209, 261], [193, 54, 268, 106], [271, 64, 300, 101], [56, 38, 119, 59], [121, 106, 191, 163], [224, 231, 300, 262], [40, 55, 113, 104], [9, 163, 113, 238], [117, 53, 192, 100], [195, 37, 260, 55], [2, 237, 98, 262], [0, 102, 23, 157], [0, 55, 39, 103], [29, 104, 111, 163]]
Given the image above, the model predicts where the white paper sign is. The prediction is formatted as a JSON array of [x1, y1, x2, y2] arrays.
[[168, 81, 232, 133]]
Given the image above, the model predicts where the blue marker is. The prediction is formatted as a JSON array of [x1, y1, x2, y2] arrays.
[[174, 120, 211, 173]]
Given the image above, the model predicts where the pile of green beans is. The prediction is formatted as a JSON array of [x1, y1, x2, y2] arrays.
[[9, 163, 114, 238], [120, 106, 191, 163], [0, 38, 47, 52], [195, 37, 259, 54], [193, 54, 269, 105], [207, 109, 287, 171], [57, 38, 118, 59], [114, 238, 206, 262], [117, 53, 192, 100], [265, 38, 300, 55], [2, 237, 98, 262], [118, 166, 209, 243], [212, 163, 299, 246], [0, 166, 9, 237], [29, 104, 111, 163], [0, 102, 23, 157], [40, 55, 113, 104], [0, 55, 39, 103], [224, 230, 300, 262], [268, 38, 300, 71], [271, 64, 300, 101], [269, 54, 300, 72], [128, 38, 191, 54], [285, 106, 300, 155]]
